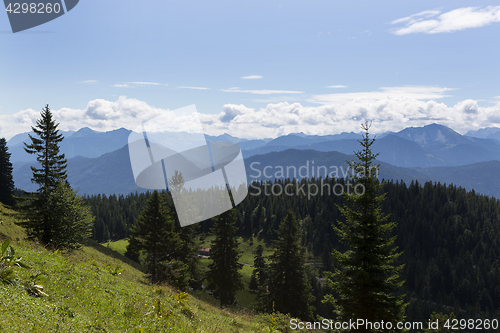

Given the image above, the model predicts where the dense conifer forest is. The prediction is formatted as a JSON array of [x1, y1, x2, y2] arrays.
[[85, 177, 500, 323], [85, 192, 149, 242]]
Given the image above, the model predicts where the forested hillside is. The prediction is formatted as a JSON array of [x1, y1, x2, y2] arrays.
[[87, 178, 500, 323], [242, 179, 500, 321], [85, 192, 150, 241]]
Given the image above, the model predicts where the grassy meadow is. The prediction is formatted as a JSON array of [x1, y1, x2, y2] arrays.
[[103, 233, 275, 311], [0, 203, 301, 332]]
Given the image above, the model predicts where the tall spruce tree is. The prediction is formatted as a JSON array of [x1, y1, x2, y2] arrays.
[[253, 244, 267, 286], [249, 270, 259, 293], [22, 105, 93, 249], [127, 190, 183, 285], [170, 208, 201, 289], [24, 105, 67, 190], [166, 171, 201, 289], [266, 211, 314, 320], [205, 208, 243, 307], [23, 105, 68, 244], [0, 138, 15, 206], [249, 244, 267, 293], [323, 123, 406, 332]]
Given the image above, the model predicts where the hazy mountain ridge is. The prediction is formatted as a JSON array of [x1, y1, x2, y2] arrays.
[[243, 123, 500, 167], [245, 149, 500, 198], [10, 123, 500, 167], [7, 127, 131, 163], [11, 144, 500, 198], [10, 123, 500, 197], [466, 127, 500, 142]]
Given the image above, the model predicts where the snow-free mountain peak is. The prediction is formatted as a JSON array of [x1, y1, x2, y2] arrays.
[[394, 123, 465, 145]]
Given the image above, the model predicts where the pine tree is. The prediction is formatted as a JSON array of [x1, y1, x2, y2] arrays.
[[249, 270, 259, 293], [124, 234, 141, 262], [46, 181, 94, 249], [205, 208, 243, 307], [21, 105, 73, 245], [0, 138, 15, 206], [323, 123, 406, 332], [166, 173, 201, 289], [172, 220, 201, 289], [266, 211, 314, 320], [24, 105, 67, 191], [253, 244, 267, 287], [127, 190, 182, 285], [250, 245, 267, 293]]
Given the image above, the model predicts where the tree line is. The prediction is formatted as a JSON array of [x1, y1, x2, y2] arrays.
[[237, 179, 500, 322]]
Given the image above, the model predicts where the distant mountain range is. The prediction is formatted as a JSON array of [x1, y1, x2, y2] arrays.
[[9, 123, 500, 198], [8, 127, 131, 162], [10, 145, 500, 199], [243, 124, 500, 168], [10, 123, 500, 168], [465, 127, 500, 141], [244, 149, 500, 199]]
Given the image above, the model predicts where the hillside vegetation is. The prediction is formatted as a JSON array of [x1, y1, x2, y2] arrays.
[[86, 177, 500, 323], [104, 235, 274, 311], [0, 203, 289, 333]]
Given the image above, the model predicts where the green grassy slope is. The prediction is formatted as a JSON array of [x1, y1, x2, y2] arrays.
[[101, 238, 129, 255], [105, 234, 276, 311], [0, 204, 289, 333]]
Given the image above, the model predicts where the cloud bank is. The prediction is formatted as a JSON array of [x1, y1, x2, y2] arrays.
[[391, 6, 500, 35], [2, 91, 500, 140]]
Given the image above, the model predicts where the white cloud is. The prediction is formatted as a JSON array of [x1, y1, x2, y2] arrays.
[[310, 86, 454, 104], [217, 104, 253, 123], [78, 80, 98, 84], [241, 75, 263, 80], [112, 82, 166, 88], [391, 6, 500, 35], [0, 97, 166, 140], [326, 85, 347, 89], [3, 94, 500, 141], [177, 86, 210, 90], [125, 82, 164, 86], [391, 10, 441, 25], [221, 87, 303, 95]]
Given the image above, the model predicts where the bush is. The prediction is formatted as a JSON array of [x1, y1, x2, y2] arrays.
[[0, 238, 47, 296], [0, 238, 30, 284]]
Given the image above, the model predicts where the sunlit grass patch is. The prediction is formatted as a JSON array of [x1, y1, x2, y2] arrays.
[[0, 204, 271, 332]]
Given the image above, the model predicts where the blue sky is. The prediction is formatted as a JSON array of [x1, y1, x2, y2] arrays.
[[1, 0, 500, 139]]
